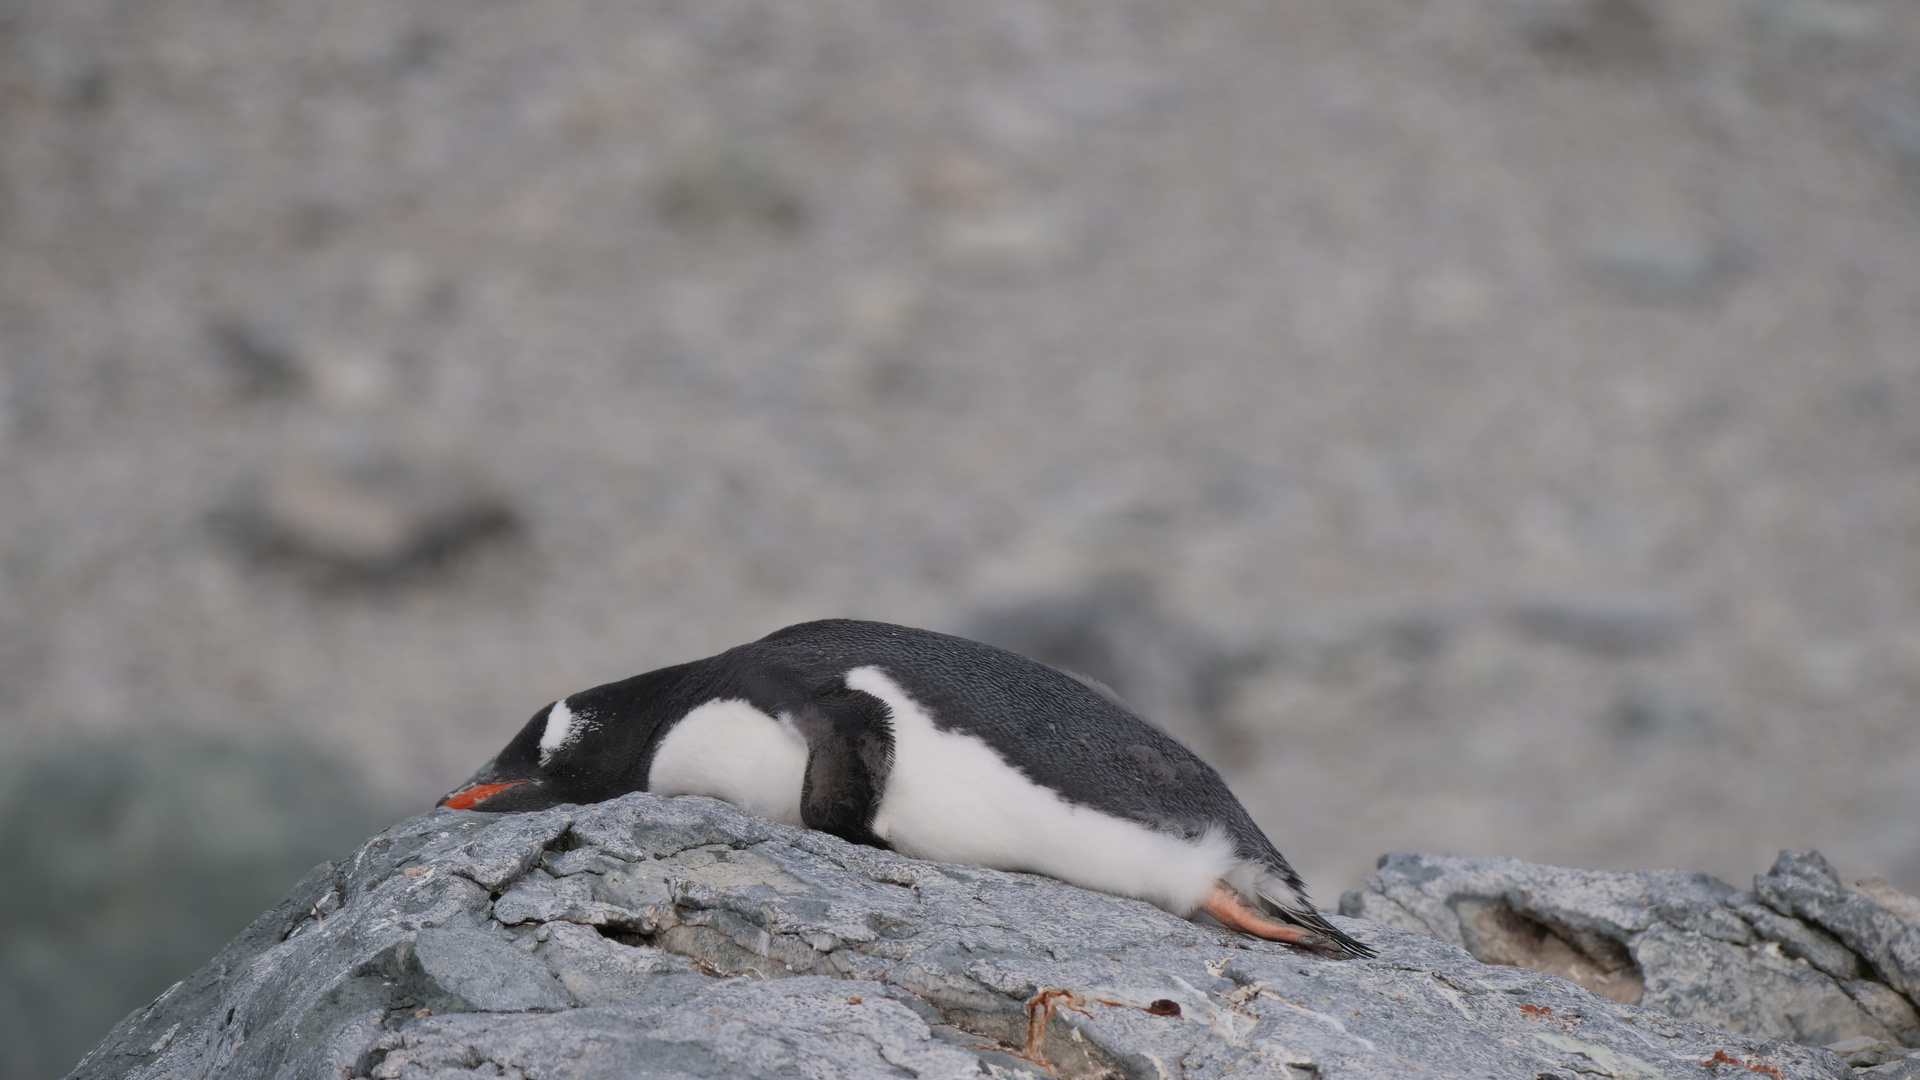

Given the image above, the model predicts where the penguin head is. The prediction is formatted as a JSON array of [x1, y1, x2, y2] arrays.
[[434, 702, 568, 811], [437, 664, 697, 811]]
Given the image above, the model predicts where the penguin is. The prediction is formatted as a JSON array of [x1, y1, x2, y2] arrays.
[[438, 619, 1373, 958]]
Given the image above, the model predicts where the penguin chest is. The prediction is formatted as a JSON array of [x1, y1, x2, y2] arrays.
[[647, 699, 808, 826], [844, 666, 1237, 916]]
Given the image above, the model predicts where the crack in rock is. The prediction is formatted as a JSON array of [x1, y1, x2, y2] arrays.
[[1346, 850, 1920, 1054]]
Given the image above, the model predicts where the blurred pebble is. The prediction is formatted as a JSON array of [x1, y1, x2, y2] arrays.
[[226, 454, 517, 582], [1582, 231, 1725, 301], [1611, 684, 1710, 739], [1828, 1037, 1908, 1067], [209, 320, 302, 400], [932, 210, 1074, 274], [1859, 99, 1920, 177], [841, 276, 925, 353], [914, 149, 1000, 209], [1507, 595, 1685, 656], [657, 148, 806, 232], [1752, 0, 1888, 53], [1499, 0, 1661, 67], [304, 344, 396, 411], [1851, 877, 1920, 925]]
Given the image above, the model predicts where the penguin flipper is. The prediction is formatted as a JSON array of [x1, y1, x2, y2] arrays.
[[789, 685, 896, 848]]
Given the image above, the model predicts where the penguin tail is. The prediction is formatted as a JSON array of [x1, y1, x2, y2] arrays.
[[1250, 883, 1377, 959], [1201, 868, 1377, 959]]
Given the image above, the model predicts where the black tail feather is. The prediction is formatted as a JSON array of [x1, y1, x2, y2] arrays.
[[1277, 901, 1376, 959], [1255, 881, 1377, 959]]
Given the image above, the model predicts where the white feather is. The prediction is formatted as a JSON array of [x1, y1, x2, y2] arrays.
[[539, 699, 583, 766], [849, 665, 1237, 916], [647, 699, 808, 826]]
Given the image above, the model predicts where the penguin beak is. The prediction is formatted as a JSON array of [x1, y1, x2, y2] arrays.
[[436, 756, 538, 810], [436, 779, 528, 809]]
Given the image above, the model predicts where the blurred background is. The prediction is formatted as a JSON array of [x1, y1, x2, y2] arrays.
[[4, 0, 1920, 1074]]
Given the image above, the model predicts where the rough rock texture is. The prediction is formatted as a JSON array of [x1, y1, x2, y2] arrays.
[[73, 795, 1856, 1080], [1343, 851, 1920, 1067]]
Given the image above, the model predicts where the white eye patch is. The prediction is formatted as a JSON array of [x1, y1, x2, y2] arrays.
[[539, 699, 585, 766]]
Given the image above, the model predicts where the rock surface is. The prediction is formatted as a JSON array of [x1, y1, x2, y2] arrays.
[[1343, 851, 1920, 1065], [72, 794, 1860, 1080]]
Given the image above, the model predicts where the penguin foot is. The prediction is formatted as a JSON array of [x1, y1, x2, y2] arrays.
[[1202, 885, 1350, 957]]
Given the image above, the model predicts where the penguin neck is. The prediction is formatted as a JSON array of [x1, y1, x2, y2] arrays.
[[556, 658, 717, 795], [631, 654, 815, 826]]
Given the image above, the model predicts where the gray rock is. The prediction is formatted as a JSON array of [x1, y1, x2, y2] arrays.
[[208, 320, 303, 400], [1752, 0, 1889, 53], [1498, 0, 1663, 67], [407, 927, 573, 1013], [1729, 892, 1864, 981], [1841, 980, 1920, 1045], [1582, 231, 1729, 302], [1853, 879, 1920, 927], [1345, 851, 1914, 1050], [1756, 851, 1920, 1002], [1858, 1056, 1920, 1080], [1346, 851, 1753, 957], [1505, 595, 1686, 657], [1634, 923, 1884, 1048], [1835, 1040, 1920, 1069], [656, 147, 807, 233], [72, 795, 1851, 1080]]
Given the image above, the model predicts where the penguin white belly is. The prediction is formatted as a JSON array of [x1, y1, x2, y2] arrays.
[[648, 699, 807, 826], [845, 666, 1238, 916]]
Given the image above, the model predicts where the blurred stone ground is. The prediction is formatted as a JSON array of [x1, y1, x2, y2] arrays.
[[3, 0, 1920, 1073], [0, 735, 398, 1080]]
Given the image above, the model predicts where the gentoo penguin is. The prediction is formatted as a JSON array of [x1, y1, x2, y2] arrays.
[[439, 619, 1373, 958]]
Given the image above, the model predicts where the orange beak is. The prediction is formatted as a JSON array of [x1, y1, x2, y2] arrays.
[[436, 780, 527, 810]]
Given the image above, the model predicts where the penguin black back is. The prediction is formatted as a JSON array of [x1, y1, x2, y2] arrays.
[[746, 621, 1275, 852]]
